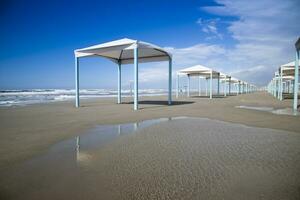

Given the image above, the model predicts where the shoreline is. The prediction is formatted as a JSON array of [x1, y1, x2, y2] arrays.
[[0, 92, 299, 171]]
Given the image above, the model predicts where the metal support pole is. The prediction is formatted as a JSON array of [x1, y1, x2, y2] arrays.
[[198, 76, 201, 96], [229, 77, 231, 95], [293, 49, 299, 110], [75, 57, 80, 107], [168, 58, 172, 105], [118, 62, 121, 104], [210, 71, 213, 99], [224, 81, 227, 97], [280, 68, 283, 101], [176, 73, 179, 98], [217, 73, 220, 96], [206, 78, 208, 96], [187, 74, 190, 97], [134, 46, 139, 110]]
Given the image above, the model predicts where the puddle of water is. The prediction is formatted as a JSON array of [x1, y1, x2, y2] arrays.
[[235, 105, 274, 112], [0, 116, 187, 199], [235, 105, 299, 116], [74, 116, 186, 163], [3, 116, 186, 168], [271, 108, 300, 116]]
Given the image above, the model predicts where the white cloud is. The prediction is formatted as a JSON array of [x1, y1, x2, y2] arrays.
[[166, 44, 226, 67], [139, 64, 168, 83], [142, 0, 299, 87], [196, 18, 223, 39]]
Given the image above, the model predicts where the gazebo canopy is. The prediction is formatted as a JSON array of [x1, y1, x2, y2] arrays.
[[221, 77, 239, 83], [279, 61, 300, 76], [75, 38, 171, 64], [178, 65, 219, 76]]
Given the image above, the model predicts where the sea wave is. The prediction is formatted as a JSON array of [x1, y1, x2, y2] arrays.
[[0, 89, 167, 107]]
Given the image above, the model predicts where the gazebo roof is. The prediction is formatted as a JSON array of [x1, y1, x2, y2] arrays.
[[279, 61, 300, 76], [179, 65, 216, 73], [74, 38, 171, 64], [178, 64, 222, 77]]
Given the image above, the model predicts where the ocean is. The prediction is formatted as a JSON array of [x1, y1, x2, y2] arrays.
[[0, 89, 167, 107]]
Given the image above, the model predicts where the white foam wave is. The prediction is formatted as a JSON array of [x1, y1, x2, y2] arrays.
[[0, 89, 167, 107]]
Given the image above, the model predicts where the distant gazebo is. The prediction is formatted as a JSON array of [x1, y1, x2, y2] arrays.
[[74, 38, 172, 110]]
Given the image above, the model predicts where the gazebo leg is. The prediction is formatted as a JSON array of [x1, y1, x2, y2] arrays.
[[198, 76, 201, 96], [224, 81, 226, 97], [176, 74, 179, 98], [134, 46, 139, 110], [206, 79, 208, 96], [293, 49, 299, 110], [187, 74, 190, 97], [118, 62, 121, 104], [217, 73, 220, 96], [210, 71, 213, 99], [229, 77, 231, 95], [168, 58, 172, 105], [75, 57, 80, 107]]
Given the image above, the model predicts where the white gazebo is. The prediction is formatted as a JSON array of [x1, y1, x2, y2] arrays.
[[177, 65, 222, 99], [74, 38, 172, 110], [220, 76, 239, 96]]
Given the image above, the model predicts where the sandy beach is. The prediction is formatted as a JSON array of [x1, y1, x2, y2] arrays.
[[0, 92, 300, 199]]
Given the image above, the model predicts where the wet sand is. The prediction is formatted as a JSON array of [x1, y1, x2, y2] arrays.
[[0, 92, 299, 171], [0, 117, 299, 200], [0, 92, 300, 199]]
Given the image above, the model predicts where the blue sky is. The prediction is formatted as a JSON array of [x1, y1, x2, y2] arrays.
[[0, 0, 299, 89]]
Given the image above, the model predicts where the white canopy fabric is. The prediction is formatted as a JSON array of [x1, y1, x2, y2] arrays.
[[280, 61, 300, 76], [75, 38, 171, 64], [74, 38, 172, 110], [221, 77, 239, 83], [178, 65, 219, 75]]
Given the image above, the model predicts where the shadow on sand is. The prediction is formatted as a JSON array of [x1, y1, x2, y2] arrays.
[[190, 95, 226, 98], [124, 100, 194, 106]]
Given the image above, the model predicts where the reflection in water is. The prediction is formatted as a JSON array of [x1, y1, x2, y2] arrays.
[[235, 105, 274, 111], [75, 117, 186, 164], [271, 108, 299, 116], [235, 105, 299, 116]]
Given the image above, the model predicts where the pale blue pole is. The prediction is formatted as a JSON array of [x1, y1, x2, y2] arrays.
[[224, 81, 227, 97], [134, 46, 139, 110], [210, 71, 213, 99], [280, 68, 283, 101], [118, 62, 121, 104], [187, 74, 190, 97], [176, 73, 179, 98], [75, 57, 80, 107], [229, 77, 231, 95], [238, 81, 241, 94], [198, 76, 201, 96], [206, 78, 208, 96], [293, 49, 299, 110], [168, 58, 172, 105], [217, 73, 220, 95]]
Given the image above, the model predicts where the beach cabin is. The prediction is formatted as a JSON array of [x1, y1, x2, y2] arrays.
[[74, 38, 172, 110]]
